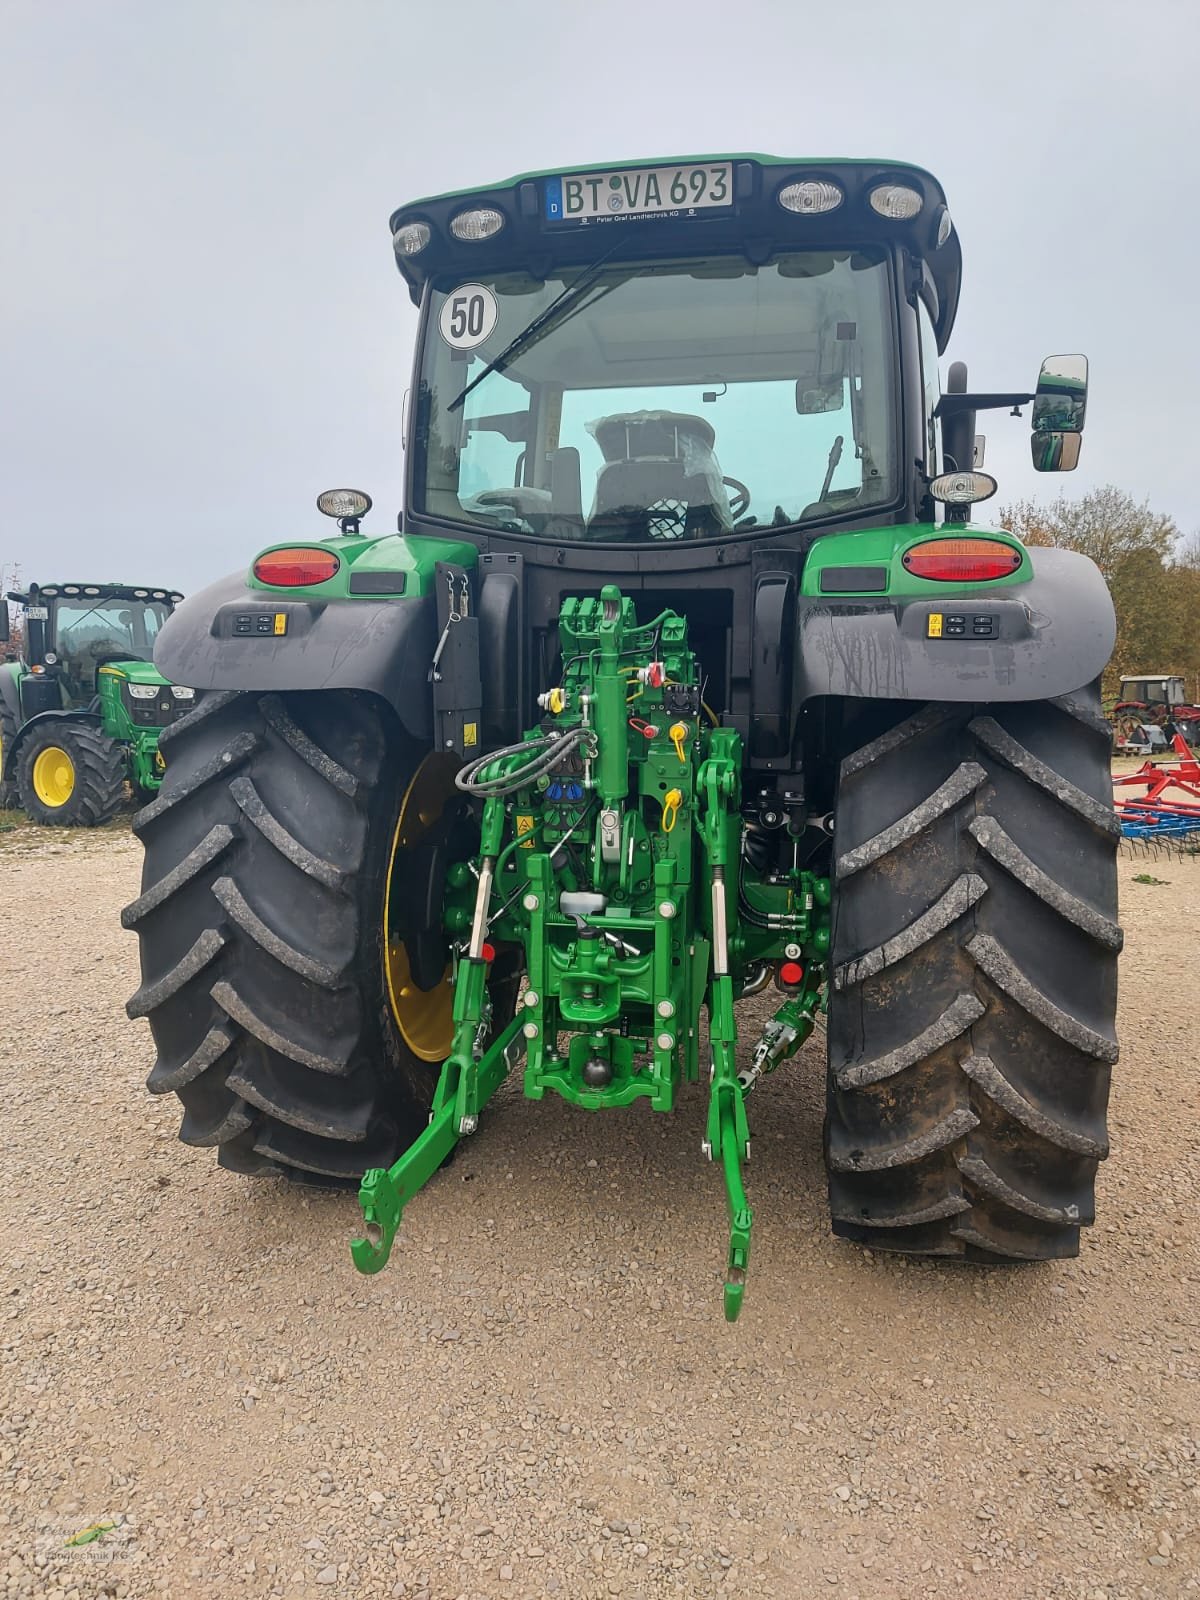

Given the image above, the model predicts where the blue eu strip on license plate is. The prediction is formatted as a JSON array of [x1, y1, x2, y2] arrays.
[[545, 163, 734, 224]]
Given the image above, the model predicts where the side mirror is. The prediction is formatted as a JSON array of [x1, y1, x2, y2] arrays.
[[1031, 353, 1087, 472], [1030, 431, 1082, 472], [795, 376, 844, 415], [0, 604, 8, 645]]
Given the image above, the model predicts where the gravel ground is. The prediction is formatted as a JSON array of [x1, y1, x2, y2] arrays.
[[1, 823, 1198, 1600]]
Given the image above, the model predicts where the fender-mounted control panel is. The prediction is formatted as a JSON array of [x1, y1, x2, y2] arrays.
[[927, 612, 997, 640], [215, 602, 312, 642], [232, 611, 288, 637]]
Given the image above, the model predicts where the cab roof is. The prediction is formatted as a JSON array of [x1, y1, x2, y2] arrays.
[[389, 155, 962, 350], [15, 583, 183, 603]]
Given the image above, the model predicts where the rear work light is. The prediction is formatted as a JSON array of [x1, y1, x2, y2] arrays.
[[253, 547, 341, 586], [449, 206, 505, 242], [868, 183, 923, 220], [392, 220, 431, 257], [777, 179, 843, 215], [902, 539, 1025, 583]]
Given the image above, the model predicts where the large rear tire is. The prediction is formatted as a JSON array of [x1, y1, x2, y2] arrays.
[[16, 721, 126, 826], [826, 688, 1120, 1260], [123, 689, 513, 1183]]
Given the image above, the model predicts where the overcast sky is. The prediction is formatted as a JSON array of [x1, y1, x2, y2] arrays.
[[4, 0, 1197, 594]]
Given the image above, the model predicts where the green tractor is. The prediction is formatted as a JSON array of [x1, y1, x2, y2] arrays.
[[1, 582, 190, 825], [125, 157, 1118, 1320]]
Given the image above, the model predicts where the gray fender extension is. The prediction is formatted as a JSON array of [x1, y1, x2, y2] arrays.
[[153, 572, 438, 741], [795, 546, 1115, 704]]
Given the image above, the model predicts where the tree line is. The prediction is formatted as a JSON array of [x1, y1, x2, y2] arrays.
[[1000, 486, 1200, 704]]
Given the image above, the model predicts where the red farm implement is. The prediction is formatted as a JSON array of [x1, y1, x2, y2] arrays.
[[1114, 735, 1200, 839]]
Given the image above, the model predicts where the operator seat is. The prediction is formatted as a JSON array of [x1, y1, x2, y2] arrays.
[[588, 411, 734, 541]]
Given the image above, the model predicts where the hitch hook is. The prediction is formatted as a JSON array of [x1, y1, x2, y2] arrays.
[[351, 1167, 404, 1274], [709, 1078, 753, 1322]]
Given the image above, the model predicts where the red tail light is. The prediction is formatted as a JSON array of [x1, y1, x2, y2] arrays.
[[253, 547, 340, 586], [902, 539, 1024, 583]]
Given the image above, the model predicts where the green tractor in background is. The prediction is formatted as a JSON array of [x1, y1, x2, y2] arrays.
[[1, 581, 190, 825], [125, 156, 1119, 1320]]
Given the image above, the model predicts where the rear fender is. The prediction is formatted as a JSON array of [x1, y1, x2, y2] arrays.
[[153, 574, 439, 741], [796, 546, 1115, 703]]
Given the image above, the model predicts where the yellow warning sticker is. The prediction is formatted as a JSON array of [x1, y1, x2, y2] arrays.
[[273, 612, 288, 635], [463, 721, 478, 748], [516, 814, 536, 848], [927, 612, 943, 639]]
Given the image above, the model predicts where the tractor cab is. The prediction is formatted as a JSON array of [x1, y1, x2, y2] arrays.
[[28, 584, 179, 697], [6, 582, 179, 677], [1118, 674, 1187, 709], [396, 158, 960, 556], [373, 157, 1092, 736], [392, 159, 1085, 552]]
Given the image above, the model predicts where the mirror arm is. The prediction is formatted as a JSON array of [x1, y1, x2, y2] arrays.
[[941, 361, 974, 492], [935, 391, 1036, 417], [464, 409, 531, 443]]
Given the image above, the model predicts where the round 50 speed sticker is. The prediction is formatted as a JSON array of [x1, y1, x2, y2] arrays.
[[438, 284, 498, 351]]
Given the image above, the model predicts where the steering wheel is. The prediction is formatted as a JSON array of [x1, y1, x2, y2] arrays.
[[641, 475, 754, 541], [722, 477, 751, 520]]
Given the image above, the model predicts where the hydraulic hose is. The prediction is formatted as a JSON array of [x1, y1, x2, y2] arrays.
[[455, 727, 595, 798]]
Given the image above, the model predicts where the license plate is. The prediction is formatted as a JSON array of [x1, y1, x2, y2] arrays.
[[26, 606, 48, 620], [544, 162, 733, 224]]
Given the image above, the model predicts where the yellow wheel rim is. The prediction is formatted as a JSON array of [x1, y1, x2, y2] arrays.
[[383, 753, 461, 1062], [32, 745, 75, 808]]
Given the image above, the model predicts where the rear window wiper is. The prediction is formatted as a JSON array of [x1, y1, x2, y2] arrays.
[[447, 243, 623, 414]]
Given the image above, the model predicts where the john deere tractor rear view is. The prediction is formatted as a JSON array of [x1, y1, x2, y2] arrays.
[[1, 583, 190, 825], [126, 158, 1119, 1319]]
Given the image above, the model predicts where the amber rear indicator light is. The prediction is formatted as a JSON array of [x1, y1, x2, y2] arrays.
[[902, 539, 1023, 583], [253, 547, 340, 586]]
